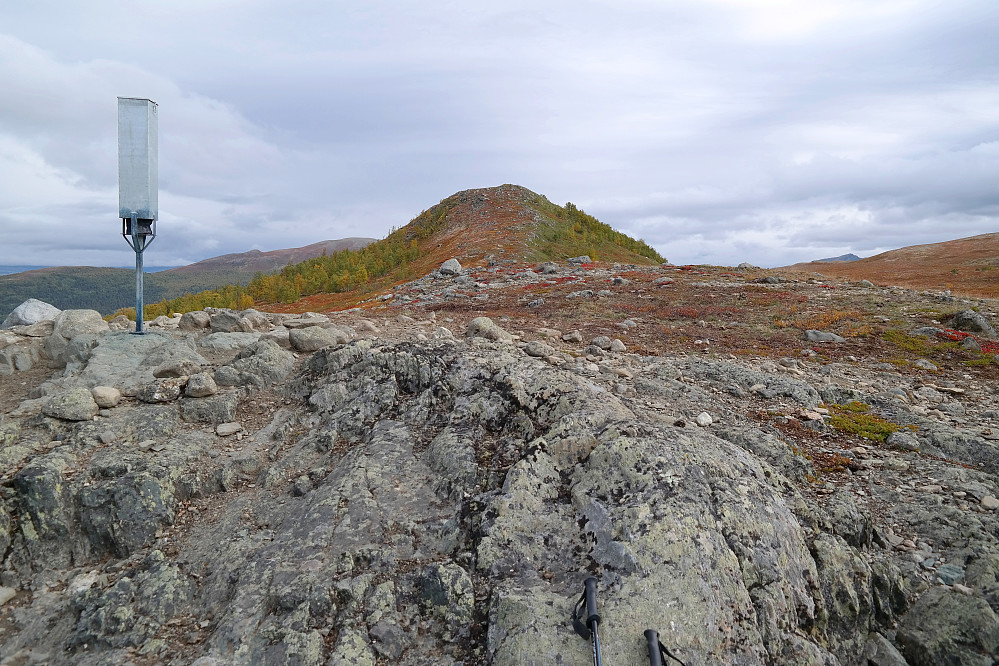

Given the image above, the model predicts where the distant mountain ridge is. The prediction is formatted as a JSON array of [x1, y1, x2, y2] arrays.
[[784, 232, 999, 299], [815, 253, 861, 263], [0, 238, 375, 317], [161, 238, 373, 276]]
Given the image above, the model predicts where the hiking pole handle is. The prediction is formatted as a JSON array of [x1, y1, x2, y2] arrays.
[[646, 629, 664, 666], [645, 628, 689, 666], [584, 576, 600, 628]]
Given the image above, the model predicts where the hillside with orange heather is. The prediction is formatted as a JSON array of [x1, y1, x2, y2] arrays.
[[261, 184, 664, 313], [783, 232, 999, 299]]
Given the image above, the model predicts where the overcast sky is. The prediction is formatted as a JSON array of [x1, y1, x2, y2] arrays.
[[1, 0, 997, 269]]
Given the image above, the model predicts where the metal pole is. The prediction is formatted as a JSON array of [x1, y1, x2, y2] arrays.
[[134, 234, 144, 334]]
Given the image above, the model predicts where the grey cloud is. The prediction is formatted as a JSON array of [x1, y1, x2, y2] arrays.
[[0, 1, 997, 269]]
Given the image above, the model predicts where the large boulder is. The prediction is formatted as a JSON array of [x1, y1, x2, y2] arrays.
[[178, 311, 211, 331], [180, 390, 238, 423], [214, 339, 294, 387], [2, 299, 61, 329], [52, 309, 109, 339], [44, 310, 110, 367], [209, 310, 247, 333], [466, 316, 513, 342], [289, 325, 350, 352], [197, 332, 262, 351], [949, 309, 998, 339], [238, 309, 272, 332], [439, 258, 462, 276]]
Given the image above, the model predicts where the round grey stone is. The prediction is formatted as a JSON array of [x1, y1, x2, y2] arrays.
[[91, 386, 121, 408], [805, 329, 846, 343], [591, 336, 612, 350], [525, 341, 556, 358], [216, 422, 242, 437], [185, 372, 219, 398]]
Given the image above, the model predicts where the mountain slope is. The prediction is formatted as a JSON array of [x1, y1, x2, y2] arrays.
[[161, 238, 373, 276], [0, 238, 375, 316], [242, 184, 664, 313], [784, 232, 999, 298]]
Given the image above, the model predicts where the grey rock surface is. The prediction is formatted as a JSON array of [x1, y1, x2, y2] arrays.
[[524, 340, 555, 358], [209, 310, 247, 333], [153, 359, 203, 378], [214, 339, 294, 387], [896, 586, 999, 665], [42, 388, 99, 421], [0, 300, 997, 666], [197, 332, 262, 351], [180, 391, 239, 424]]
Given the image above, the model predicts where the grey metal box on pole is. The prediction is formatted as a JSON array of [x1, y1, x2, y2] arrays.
[[118, 98, 158, 222], [118, 97, 158, 334]]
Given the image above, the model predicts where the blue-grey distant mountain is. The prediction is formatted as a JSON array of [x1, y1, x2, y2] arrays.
[[0, 265, 48, 276], [815, 253, 861, 263], [0, 238, 375, 316]]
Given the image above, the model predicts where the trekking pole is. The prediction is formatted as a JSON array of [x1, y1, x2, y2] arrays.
[[571, 576, 603, 666], [645, 629, 688, 666]]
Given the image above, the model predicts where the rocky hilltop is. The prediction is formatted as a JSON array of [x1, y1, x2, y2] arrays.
[[0, 260, 998, 665]]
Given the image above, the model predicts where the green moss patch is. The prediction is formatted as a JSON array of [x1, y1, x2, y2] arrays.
[[826, 401, 904, 442]]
